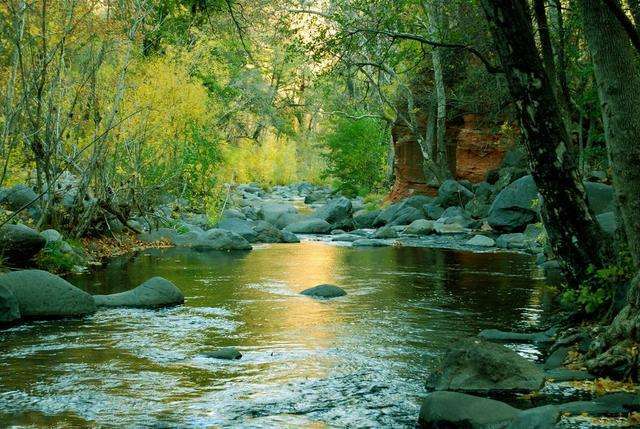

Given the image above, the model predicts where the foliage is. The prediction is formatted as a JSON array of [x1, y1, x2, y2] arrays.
[[36, 241, 85, 274], [321, 116, 390, 197]]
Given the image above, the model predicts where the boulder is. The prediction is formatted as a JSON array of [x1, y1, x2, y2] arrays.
[[281, 230, 300, 243], [585, 182, 614, 215], [94, 277, 184, 309], [388, 206, 424, 226], [508, 405, 560, 429], [596, 211, 617, 236], [374, 226, 399, 239], [479, 329, 555, 344], [221, 209, 246, 220], [0, 184, 39, 218], [196, 229, 252, 251], [40, 229, 63, 243], [423, 204, 445, 220], [418, 391, 519, 429], [488, 175, 539, 232], [466, 235, 495, 247], [427, 338, 545, 395], [496, 233, 528, 250], [353, 209, 380, 229], [474, 182, 495, 204], [257, 203, 300, 229], [330, 234, 362, 242], [437, 180, 475, 208], [0, 283, 21, 325], [433, 222, 467, 235], [373, 203, 402, 227], [313, 197, 353, 229], [0, 224, 46, 264], [404, 219, 435, 236], [252, 221, 285, 243], [0, 270, 96, 318], [352, 239, 390, 247], [216, 218, 258, 242], [203, 346, 242, 360], [301, 284, 346, 298], [284, 218, 332, 234]]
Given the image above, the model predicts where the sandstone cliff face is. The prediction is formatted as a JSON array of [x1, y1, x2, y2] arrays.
[[389, 114, 511, 201]]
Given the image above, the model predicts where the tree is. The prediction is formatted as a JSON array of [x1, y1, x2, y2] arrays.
[[479, 0, 608, 288]]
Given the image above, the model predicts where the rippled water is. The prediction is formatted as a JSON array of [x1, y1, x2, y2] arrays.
[[0, 242, 548, 428]]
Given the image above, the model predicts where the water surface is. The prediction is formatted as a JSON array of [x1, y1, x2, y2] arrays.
[[0, 242, 548, 428]]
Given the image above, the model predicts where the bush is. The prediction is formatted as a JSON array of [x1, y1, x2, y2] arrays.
[[322, 116, 389, 197]]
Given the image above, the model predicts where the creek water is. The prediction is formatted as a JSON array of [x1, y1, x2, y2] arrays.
[[0, 241, 548, 428]]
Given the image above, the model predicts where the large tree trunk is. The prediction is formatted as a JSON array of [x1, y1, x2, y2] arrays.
[[578, 0, 640, 269], [480, 0, 608, 288]]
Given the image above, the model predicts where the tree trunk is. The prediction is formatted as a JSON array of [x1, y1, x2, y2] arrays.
[[578, 0, 640, 270], [629, 0, 640, 29], [480, 0, 608, 288]]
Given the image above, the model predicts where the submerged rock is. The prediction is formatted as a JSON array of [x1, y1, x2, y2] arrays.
[[300, 284, 346, 298], [203, 346, 242, 360], [0, 224, 46, 264], [418, 391, 519, 429], [94, 277, 184, 309], [427, 338, 545, 395], [0, 269, 96, 319], [0, 283, 21, 325]]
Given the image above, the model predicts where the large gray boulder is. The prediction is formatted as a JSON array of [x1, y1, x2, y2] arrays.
[[405, 219, 435, 236], [488, 175, 539, 232], [0, 224, 46, 264], [195, 229, 252, 251], [94, 277, 184, 309], [284, 218, 332, 234], [257, 203, 300, 229], [216, 218, 257, 242], [0, 270, 96, 318], [437, 180, 475, 208], [427, 338, 545, 395], [252, 220, 285, 243], [0, 184, 39, 217], [373, 195, 432, 227], [418, 391, 519, 429], [596, 211, 617, 236], [353, 209, 380, 229], [388, 206, 424, 226], [0, 283, 20, 325], [584, 182, 614, 215], [374, 225, 399, 239], [313, 197, 353, 230]]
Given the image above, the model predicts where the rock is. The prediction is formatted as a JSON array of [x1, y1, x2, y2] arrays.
[[388, 206, 424, 226], [284, 218, 332, 234], [257, 203, 300, 229], [216, 218, 258, 242], [479, 329, 554, 344], [544, 369, 595, 382], [352, 239, 390, 247], [94, 277, 184, 309], [488, 175, 539, 232], [433, 222, 467, 235], [0, 270, 96, 318], [418, 391, 519, 429], [496, 233, 528, 249], [0, 283, 21, 325], [556, 393, 640, 416], [0, 224, 46, 264], [281, 230, 300, 243], [40, 229, 63, 243], [300, 284, 346, 298], [585, 182, 614, 215], [304, 190, 328, 204], [508, 405, 559, 429], [437, 180, 475, 208], [203, 346, 242, 360], [331, 234, 363, 242], [252, 221, 284, 243], [196, 228, 252, 251], [404, 219, 435, 236], [373, 203, 402, 227], [353, 209, 380, 229], [474, 182, 495, 204], [423, 204, 445, 220], [313, 197, 353, 229], [221, 209, 246, 220], [466, 235, 495, 247], [544, 347, 569, 369], [428, 338, 545, 395], [374, 225, 399, 239], [596, 211, 617, 236], [588, 170, 608, 182], [0, 184, 40, 218]]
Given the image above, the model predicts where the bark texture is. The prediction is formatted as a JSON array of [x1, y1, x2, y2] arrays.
[[481, 0, 608, 287]]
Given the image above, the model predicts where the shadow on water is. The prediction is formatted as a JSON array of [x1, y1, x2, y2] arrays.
[[0, 242, 550, 428]]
